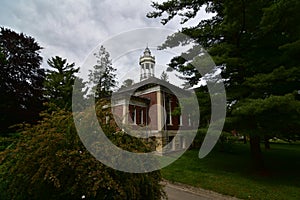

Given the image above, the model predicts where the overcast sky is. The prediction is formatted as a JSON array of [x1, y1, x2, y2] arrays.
[[0, 0, 213, 87]]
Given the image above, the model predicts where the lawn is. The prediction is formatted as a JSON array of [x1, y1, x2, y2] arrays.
[[162, 142, 300, 200]]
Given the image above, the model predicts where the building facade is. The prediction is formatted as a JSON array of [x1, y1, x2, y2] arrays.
[[112, 47, 193, 153]]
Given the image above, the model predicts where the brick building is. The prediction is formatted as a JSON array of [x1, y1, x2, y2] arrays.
[[111, 47, 193, 152]]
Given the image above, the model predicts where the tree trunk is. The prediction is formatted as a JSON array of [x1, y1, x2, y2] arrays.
[[249, 135, 264, 170], [264, 135, 270, 150], [243, 134, 247, 144]]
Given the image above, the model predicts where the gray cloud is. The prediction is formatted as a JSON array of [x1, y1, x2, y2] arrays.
[[0, 0, 213, 82]]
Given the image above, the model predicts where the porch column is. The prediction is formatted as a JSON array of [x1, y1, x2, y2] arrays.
[[172, 137, 176, 151]]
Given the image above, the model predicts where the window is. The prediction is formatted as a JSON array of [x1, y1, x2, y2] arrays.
[[131, 108, 136, 124], [140, 109, 143, 125], [145, 63, 150, 69], [165, 96, 172, 125]]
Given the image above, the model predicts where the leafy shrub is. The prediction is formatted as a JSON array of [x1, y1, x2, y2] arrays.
[[190, 128, 207, 149], [0, 137, 14, 151], [217, 131, 238, 152], [0, 103, 165, 200]]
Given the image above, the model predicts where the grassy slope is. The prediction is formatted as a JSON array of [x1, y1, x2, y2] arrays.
[[162, 143, 300, 200]]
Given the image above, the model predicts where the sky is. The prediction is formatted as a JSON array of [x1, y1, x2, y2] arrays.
[[0, 0, 213, 87]]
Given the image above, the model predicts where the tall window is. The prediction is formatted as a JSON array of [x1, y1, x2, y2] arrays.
[[165, 96, 172, 125], [140, 109, 143, 125], [145, 63, 150, 69], [131, 108, 136, 124]]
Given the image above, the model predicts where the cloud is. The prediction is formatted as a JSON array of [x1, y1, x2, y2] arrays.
[[1, 1, 156, 64], [0, 0, 213, 84]]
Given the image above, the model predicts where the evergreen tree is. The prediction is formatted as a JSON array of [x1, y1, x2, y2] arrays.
[[120, 79, 134, 89], [0, 27, 45, 134], [44, 56, 87, 111], [148, 0, 300, 169], [88, 45, 117, 99], [160, 71, 169, 81]]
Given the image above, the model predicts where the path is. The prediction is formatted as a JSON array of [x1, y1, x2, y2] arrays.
[[163, 181, 240, 200]]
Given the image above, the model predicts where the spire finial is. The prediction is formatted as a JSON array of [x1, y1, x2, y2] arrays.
[[144, 44, 151, 56]]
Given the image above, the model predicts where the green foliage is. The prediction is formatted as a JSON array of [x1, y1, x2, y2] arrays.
[[0, 27, 45, 134], [88, 45, 117, 99], [0, 103, 165, 200], [244, 66, 300, 98], [217, 131, 238, 153], [195, 86, 211, 127], [0, 134, 19, 151], [190, 128, 207, 149], [231, 94, 300, 140], [44, 56, 87, 111], [190, 128, 237, 153], [148, 0, 300, 168], [119, 79, 134, 89]]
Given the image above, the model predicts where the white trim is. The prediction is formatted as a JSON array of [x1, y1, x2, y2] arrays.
[[157, 90, 163, 131], [112, 99, 147, 107], [179, 114, 183, 126], [168, 99, 172, 125], [122, 103, 128, 124], [134, 85, 161, 96], [140, 109, 143, 125], [134, 85, 174, 96], [133, 108, 137, 124]]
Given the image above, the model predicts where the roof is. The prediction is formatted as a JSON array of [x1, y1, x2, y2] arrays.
[[116, 76, 191, 97]]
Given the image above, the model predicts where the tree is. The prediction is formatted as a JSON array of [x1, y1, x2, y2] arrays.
[[148, 0, 300, 169], [120, 78, 134, 89], [44, 56, 87, 111], [0, 27, 45, 134], [0, 102, 165, 200], [88, 45, 117, 99], [160, 71, 169, 81]]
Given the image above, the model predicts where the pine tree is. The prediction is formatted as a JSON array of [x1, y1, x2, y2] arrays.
[[44, 56, 86, 111], [120, 79, 134, 89], [88, 45, 117, 99], [160, 71, 169, 81], [148, 0, 300, 169]]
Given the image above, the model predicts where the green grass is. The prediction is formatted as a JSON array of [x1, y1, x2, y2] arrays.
[[162, 143, 300, 200]]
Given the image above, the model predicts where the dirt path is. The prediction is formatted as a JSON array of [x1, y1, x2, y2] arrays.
[[163, 180, 241, 200]]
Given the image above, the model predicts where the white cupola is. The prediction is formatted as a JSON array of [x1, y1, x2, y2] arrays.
[[139, 46, 155, 81]]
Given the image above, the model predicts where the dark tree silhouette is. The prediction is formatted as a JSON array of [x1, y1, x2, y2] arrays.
[[0, 27, 45, 134]]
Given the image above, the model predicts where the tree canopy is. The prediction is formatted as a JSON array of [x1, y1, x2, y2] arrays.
[[160, 71, 169, 81], [0, 27, 45, 134], [120, 78, 134, 89], [148, 0, 300, 169]]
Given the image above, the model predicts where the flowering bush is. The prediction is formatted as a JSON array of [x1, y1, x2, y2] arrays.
[[0, 103, 165, 200]]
